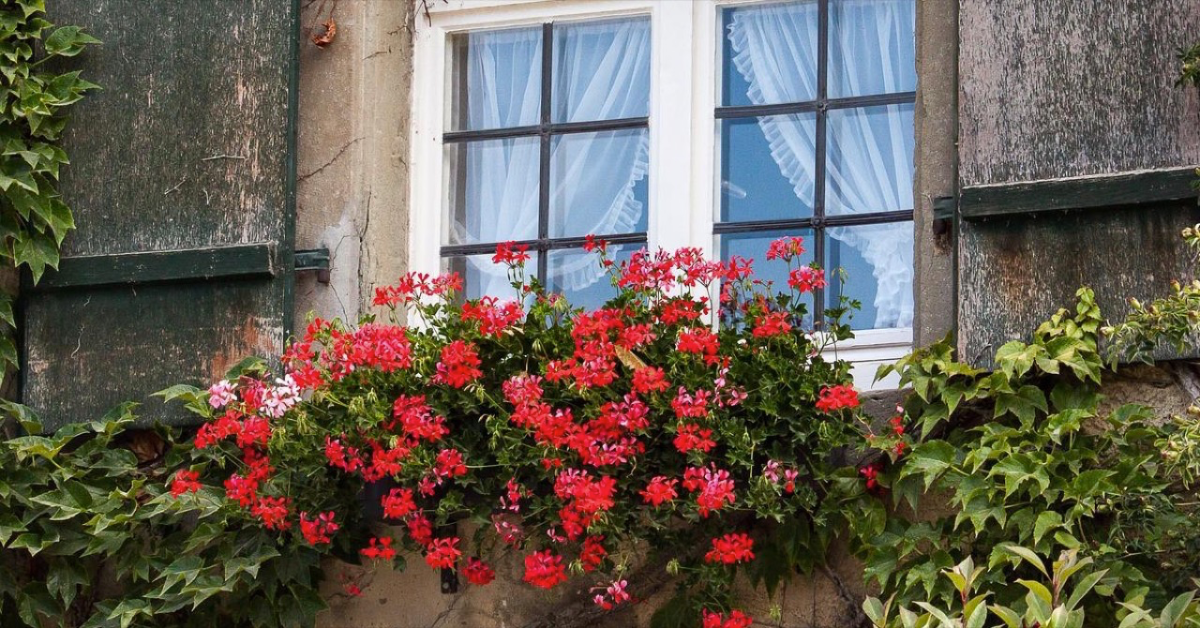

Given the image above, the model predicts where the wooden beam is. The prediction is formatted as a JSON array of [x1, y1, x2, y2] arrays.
[[959, 166, 1200, 220], [32, 243, 276, 290]]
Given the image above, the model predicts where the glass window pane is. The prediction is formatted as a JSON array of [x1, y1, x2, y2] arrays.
[[450, 27, 543, 131], [445, 137, 540, 245], [721, 1, 819, 107], [547, 243, 639, 311], [825, 103, 914, 216], [825, 222, 913, 330], [552, 17, 650, 123], [716, 229, 816, 326], [444, 251, 539, 302], [718, 114, 816, 223], [829, 0, 916, 98], [549, 129, 648, 239]]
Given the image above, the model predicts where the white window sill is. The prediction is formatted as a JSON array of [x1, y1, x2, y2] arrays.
[[821, 327, 912, 392]]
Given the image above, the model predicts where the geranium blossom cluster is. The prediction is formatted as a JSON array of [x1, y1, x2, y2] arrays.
[[175, 235, 885, 625]]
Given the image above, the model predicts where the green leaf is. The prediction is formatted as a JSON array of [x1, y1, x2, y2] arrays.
[[1033, 511, 1062, 545], [44, 26, 101, 57], [991, 605, 1022, 628], [1018, 579, 1053, 605], [13, 228, 60, 283], [1159, 591, 1195, 628], [1, 400, 43, 434], [153, 384, 205, 404], [901, 441, 957, 489], [1064, 570, 1107, 611], [995, 340, 1041, 379], [225, 355, 268, 379], [156, 556, 205, 594], [995, 385, 1048, 426], [0, 513, 26, 544], [863, 597, 886, 625], [914, 602, 956, 628], [1001, 545, 1048, 577], [106, 598, 153, 628]]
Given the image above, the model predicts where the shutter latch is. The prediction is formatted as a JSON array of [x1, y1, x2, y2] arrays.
[[294, 248, 331, 284]]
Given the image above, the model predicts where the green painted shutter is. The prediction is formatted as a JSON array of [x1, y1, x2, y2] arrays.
[[955, 0, 1200, 365], [21, 1, 298, 429]]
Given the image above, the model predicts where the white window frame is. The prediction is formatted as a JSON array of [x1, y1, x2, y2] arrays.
[[410, 0, 913, 390]]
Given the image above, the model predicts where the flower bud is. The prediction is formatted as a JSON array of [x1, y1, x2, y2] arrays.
[[665, 559, 680, 576]]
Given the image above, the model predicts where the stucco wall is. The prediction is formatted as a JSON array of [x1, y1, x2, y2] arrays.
[[294, 0, 411, 328], [291, 1, 955, 626]]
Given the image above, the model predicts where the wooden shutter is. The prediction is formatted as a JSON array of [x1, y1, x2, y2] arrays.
[[21, 1, 298, 430], [956, 1, 1200, 365]]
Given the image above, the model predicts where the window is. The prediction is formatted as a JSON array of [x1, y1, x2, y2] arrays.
[[411, 0, 916, 388], [715, 0, 915, 333], [440, 17, 651, 310]]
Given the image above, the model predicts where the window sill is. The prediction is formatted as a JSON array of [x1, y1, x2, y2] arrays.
[[821, 327, 912, 392]]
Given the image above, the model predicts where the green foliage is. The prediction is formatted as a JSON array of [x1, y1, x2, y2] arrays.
[[864, 549, 1200, 628], [1178, 42, 1200, 90], [1104, 225, 1200, 364], [0, 0, 97, 377], [0, 402, 332, 628], [859, 286, 1200, 625]]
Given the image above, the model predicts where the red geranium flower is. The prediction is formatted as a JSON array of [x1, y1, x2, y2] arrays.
[[381, 488, 417, 520], [704, 533, 755, 564], [640, 476, 678, 506], [523, 550, 568, 589], [424, 537, 462, 569], [169, 469, 202, 497], [361, 536, 396, 561], [816, 384, 859, 412], [464, 557, 496, 585], [299, 511, 338, 546]]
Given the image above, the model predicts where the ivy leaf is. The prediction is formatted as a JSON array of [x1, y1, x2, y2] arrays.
[[105, 598, 153, 628], [0, 512, 26, 544], [901, 441, 957, 489], [991, 453, 1050, 497], [995, 341, 1041, 379], [1065, 470, 1114, 502], [13, 228, 60, 283], [1032, 511, 1062, 545], [46, 559, 88, 607], [994, 385, 1047, 427], [156, 556, 205, 594], [44, 26, 101, 57]]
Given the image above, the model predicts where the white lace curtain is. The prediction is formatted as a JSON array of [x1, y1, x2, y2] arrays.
[[460, 20, 650, 296], [727, 0, 916, 329]]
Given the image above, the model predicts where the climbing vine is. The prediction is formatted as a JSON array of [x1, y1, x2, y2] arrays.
[[0, 0, 97, 379]]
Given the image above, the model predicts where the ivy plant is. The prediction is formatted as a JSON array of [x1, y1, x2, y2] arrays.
[[856, 287, 1200, 625], [0, 0, 98, 376], [0, 395, 330, 627]]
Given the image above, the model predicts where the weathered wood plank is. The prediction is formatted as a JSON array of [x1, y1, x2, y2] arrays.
[[23, 1, 297, 429], [24, 281, 282, 423], [959, 1, 1200, 188], [958, 202, 1200, 367], [957, 0, 1200, 366], [33, 244, 276, 290], [960, 167, 1200, 220]]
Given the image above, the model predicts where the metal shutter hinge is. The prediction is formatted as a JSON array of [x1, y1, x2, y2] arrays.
[[294, 248, 331, 284]]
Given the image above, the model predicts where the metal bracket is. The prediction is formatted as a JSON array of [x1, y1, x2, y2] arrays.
[[294, 248, 331, 284], [932, 195, 955, 236], [441, 567, 459, 594]]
